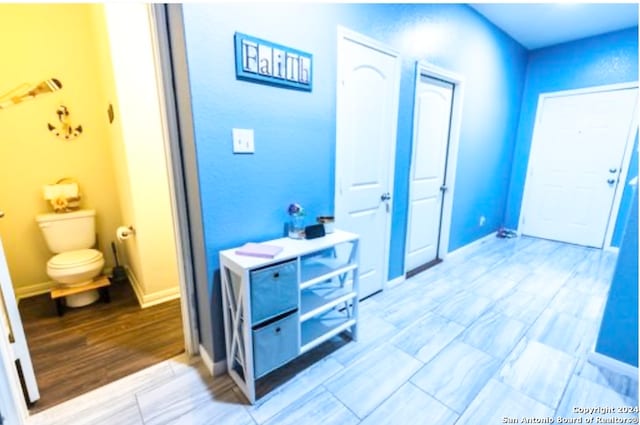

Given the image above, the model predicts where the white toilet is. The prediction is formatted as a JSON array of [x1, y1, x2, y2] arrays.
[[36, 209, 105, 308]]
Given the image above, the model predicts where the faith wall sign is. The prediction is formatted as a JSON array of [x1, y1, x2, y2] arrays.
[[234, 32, 313, 91]]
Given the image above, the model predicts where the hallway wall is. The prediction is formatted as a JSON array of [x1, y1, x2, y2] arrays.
[[179, 3, 527, 362]]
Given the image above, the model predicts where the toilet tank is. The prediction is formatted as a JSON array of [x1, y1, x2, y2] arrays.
[[36, 209, 97, 253]]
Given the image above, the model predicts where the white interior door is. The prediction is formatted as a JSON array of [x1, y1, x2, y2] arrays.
[[335, 28, 400, 299], [405, 76, 454, 272], [521, 86, 638, 247], [0, 234, 39, 413]]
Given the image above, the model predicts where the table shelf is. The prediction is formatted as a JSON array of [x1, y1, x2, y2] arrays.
[[301, 310, 357, 354], [219, 230, 359, 403], [300, 282, 356, 322]]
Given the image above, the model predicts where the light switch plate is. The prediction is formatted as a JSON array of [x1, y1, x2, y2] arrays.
[[232, 128, 255, 154]]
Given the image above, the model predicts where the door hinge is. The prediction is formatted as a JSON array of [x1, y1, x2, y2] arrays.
[[522, 216, 526, 225]]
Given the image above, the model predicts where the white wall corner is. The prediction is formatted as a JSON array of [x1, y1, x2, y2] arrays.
[[126, 266, 180, 308], [588, 351, 639, 381], [198, 343, 214, 376], [199, 344, 225, 376]]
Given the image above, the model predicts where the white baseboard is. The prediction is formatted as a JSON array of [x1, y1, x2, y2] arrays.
[[198, 344, 227, 376], [604, 246, 620, 254], [445, 232, 496, 261], [127, 267, 181, 308], [14, 280, 56, 301], [386, 276, 405, 288], [213, 359, 227, 376], [198, 344, 215, 376], [588, 351, 639, 380]]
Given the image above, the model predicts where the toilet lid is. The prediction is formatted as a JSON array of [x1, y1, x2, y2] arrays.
[[48, 249, 103, 269]]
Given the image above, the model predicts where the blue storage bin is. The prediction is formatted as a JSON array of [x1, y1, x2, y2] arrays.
[[250, 259, 298, 325], [253, 311, 299, 378]]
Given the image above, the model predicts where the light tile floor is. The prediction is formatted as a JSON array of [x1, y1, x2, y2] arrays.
[[27, 236, 638, 425]]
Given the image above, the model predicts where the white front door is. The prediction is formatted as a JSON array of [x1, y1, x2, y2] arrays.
[[335, 28, 401, 299], [405, 76, 454, 272], [521, 86, 638, 247]]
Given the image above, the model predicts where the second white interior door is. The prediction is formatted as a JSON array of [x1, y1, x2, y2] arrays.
[[405, 76, 454, 272]]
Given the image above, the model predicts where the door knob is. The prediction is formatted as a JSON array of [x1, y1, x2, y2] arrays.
[[609, 168, 618, 173], [380, 192, 391, 201], [607, 178, 616, 185], [0, 210, 4, 218]]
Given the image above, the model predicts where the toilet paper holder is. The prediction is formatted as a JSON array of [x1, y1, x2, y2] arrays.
[[116, 225, 136, 241]]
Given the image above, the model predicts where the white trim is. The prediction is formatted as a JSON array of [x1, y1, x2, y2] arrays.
[[127, 266, 180, 308], [404, 61, 465, 275], [445, 232, 496, 262], [13, 280, 56, 301], [148, 4, 199, 357], [588, 351, 639, 380], [518, 82, 639, 248], [604, 100, 638, 248], [387, 276, 406, 288], [199, 343, 226, 377], [197, 344, 215, 376], [335, 26, 401, 296], [213, 360, 227, 377], [603, 246, 620, 254]]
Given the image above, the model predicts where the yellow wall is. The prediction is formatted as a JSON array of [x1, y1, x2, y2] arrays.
[[101, 3, 181, 306], [0, 4, 122, 291]]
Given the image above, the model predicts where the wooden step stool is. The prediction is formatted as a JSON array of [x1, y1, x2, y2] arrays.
[[50, 276, 111, 316]]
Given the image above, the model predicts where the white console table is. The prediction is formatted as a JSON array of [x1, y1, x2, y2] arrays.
[[219, 230, 359, 403]]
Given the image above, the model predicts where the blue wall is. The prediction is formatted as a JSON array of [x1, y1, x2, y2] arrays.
[[595, 187, 638, 367], [504, 28, 639, 246], [181, 3, 527, 360]]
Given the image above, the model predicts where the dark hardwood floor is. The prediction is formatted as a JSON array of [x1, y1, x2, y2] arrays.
[[18, 279, 184, 413]]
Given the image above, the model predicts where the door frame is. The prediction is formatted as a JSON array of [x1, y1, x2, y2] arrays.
[[518, 82, 639, 249], [335, 26, 401, 290], [149, 4, 201, 357], [404, 61, 465, 275]]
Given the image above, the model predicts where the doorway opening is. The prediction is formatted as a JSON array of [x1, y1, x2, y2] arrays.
[[0, 4, 203, 419]]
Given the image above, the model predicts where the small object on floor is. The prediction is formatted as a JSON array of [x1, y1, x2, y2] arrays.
[[50, 276, 111, 317], [496, 227, 518, 239]]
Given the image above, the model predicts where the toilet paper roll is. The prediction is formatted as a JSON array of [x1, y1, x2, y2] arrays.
[[116, 226, 134, 241]]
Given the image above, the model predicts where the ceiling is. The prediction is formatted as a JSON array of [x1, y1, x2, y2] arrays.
[[468, 3, 639, 50]]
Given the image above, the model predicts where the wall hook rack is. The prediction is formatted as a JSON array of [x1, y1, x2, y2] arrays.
[[47, 105, 83, 140], [0, 78, 62, 110]]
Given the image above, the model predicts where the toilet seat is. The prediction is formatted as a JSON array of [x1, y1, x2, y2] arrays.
[[48, 249, 103, 270]]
